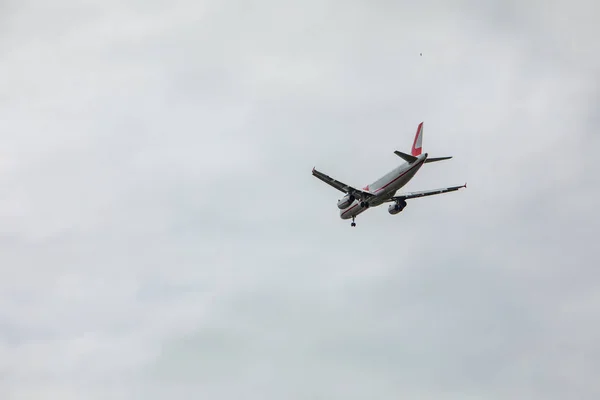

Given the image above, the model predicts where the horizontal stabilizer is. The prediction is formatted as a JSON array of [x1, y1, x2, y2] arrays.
[[394, 150, 418, 163], [424, 156, 452, 163]]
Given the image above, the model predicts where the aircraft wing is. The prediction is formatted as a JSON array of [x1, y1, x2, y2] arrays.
[[386, 183, 467, 201], [312, 167, 375, 200]]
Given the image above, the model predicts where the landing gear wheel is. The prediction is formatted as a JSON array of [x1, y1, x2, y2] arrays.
[[351, 216, 356, 227]]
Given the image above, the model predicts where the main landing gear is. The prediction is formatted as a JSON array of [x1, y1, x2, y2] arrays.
[[351, 201, 369, 227]]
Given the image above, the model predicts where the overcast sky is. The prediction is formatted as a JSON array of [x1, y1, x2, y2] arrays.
[[1, 0, 599, 399]]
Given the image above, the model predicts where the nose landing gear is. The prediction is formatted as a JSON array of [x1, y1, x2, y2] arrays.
[[351, 216, 356, 227]]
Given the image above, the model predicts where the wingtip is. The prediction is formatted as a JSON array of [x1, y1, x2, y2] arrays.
[[464, 182, 467, 188]]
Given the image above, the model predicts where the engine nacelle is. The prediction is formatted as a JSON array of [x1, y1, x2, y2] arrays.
[[388, 200, 407, 215], [388, 204, 401, 215], [337, 194, 355, 209]]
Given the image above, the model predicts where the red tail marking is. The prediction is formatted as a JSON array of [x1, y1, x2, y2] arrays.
[[411, 122, 423, 156]]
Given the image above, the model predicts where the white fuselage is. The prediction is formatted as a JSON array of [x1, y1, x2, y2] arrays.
[[339, 153, 428, 220]]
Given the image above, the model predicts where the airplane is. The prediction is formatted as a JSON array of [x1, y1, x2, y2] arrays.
[[312, 122, 466, 227]]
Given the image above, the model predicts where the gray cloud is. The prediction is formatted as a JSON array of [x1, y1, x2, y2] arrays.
[[1, 0, 599, 399]]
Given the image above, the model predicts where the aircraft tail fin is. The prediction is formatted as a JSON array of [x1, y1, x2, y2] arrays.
[[408, 122, 454, 163], [411, 122, 424, 156]]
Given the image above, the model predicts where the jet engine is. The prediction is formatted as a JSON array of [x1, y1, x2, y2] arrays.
[[337, 194, 355, 209], [388, 200, 407, 215]]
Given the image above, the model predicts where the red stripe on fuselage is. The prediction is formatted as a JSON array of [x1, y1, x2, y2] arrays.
[[373, 158, 424, 193], [340, 158, 424, 217], [341, 203, 359, 216]]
